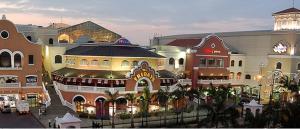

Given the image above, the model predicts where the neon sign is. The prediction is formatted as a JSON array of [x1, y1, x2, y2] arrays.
[[273, 43, 287, 53]]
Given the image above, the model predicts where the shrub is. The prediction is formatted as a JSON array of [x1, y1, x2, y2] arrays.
[[118, 112, 131, 120]]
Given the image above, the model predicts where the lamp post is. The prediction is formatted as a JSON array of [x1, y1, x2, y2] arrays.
[[140, 96, 145, 127]]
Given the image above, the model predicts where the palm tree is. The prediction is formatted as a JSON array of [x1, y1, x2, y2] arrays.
[[105, 90, 119, 128], [139, 86, 151, 127], [188, 85, 204, 126], [171, 84, 188, 125], [153, 87, 170, 127], [125, 93, 136, 128], [198, 84, 235, 127]]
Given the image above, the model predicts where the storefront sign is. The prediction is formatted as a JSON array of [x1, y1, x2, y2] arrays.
[[133, 70, 155, 82], [128, 61, 158, 83]]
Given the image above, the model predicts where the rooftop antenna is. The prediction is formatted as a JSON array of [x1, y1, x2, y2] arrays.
[[293, 0, 295, 8]]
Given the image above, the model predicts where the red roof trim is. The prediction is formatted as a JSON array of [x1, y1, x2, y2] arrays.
[[167, 39, 202, 48]]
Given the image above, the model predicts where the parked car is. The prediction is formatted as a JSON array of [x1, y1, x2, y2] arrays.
[[16, 100, 29, 114], [2, 105, 11, 113]]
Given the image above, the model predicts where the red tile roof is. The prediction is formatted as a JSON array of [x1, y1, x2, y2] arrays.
[[167, 39, 201, 48], [274, 7, 300, 15]]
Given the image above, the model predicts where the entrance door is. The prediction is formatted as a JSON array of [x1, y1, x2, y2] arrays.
[[27, 94, 38, 107]]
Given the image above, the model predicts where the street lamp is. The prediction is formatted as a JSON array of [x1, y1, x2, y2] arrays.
[[139, 96, 145, 127]]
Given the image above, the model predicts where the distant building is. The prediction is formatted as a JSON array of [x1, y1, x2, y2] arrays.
[[58, 21, 121, 44], [151, 7, 300, 103]]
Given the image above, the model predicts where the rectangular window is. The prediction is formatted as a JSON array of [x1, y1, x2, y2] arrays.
[[28, 55, 34, 65], [216, 59, 224, 68], [199, 58, 206, 67], [207, 59, 215, 67]]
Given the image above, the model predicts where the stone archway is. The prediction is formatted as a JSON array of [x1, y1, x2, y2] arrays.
[[134, 77, 153, 92]]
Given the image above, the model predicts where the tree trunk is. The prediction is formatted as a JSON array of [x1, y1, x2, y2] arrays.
[[112, 102, 115, 128], [197, 97, 200, 126], [131, 101, 134, 128], [164, 104, 167, 127]]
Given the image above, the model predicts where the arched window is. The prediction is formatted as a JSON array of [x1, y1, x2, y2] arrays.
[[0, 52, 11, 67], [14, 53, 22, 67], [231, 60, 235, 67], [80, 59, 88, 66], [245, 74, 251, 79], [73, 96, 85, 112], [276, 62, 282, 69], [237, 72, 242, 80], [229, 72, 234, 79], [91, 60, 99, 66], [132, 61, 139, 67], [49, 38, 53, 45], [121, 60, 129, 67], [298, 63, 300, 70], [102, 60, 110, 66], [238, 60, 243, 67], [169, 58, 175, 65], [55, 55, 62, 64], [179, 58, 184, 65], [26, 36, 32, 41]]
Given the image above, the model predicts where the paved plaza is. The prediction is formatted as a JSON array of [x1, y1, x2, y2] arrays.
[[0, 112, 44, 128]]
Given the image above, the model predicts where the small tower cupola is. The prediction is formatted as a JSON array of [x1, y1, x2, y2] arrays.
[[273, 7, 300, 30]]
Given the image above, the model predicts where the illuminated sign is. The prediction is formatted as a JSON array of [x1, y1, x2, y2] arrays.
[[133, 69, 155, 82], [273, 43, 287, 53]]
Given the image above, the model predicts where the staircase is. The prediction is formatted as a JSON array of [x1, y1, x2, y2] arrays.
[[43, 84, 75, 115]]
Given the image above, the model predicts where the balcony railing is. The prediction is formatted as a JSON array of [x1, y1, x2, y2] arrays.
[[198, 79, 245, 85], [0, 83, 20, 87], [198, 80, 230, 84], [0, 67, 22, 70], [55, 82, 126, 93], [178, 79, 192, 85], [26, 82, 38, 87]]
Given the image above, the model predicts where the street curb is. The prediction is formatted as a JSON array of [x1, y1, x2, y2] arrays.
[[30, 112, 46, 128]]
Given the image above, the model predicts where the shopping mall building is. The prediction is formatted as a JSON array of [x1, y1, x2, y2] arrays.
[[151, 7, 300, 103], [51, 38, 182, 116]]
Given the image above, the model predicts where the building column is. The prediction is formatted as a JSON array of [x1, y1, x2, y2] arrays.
[[192, 67, 199, 88]]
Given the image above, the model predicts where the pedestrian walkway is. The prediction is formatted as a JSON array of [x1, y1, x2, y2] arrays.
[[31, 84, 77, 127]]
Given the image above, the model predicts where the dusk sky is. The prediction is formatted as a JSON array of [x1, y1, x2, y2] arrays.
[[0, 0, 297, 45]]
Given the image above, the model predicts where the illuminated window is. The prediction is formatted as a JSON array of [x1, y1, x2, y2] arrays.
[[231, 60, 235, 67], [179, 58, 184, 65], [132, 61, 139, 67], [276, 62, 282, 69], [91, 60, 99, 66], [102, 60, 110, 66], [80, 59, 88, 66], [229, 72, 234, 79], [58, 34, 70, 43], [169, 58, 175, 65], [199, 58, 206, 67], [121, 60, 129, 67], [238, 60, 242, 67], [237, 72, 242, 80]]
